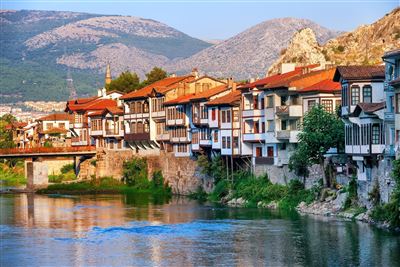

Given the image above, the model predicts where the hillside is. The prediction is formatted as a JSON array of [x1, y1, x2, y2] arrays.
[[0, 10, 211, 103], [167, 18, 340, 79], [269, 8, 400, 73]]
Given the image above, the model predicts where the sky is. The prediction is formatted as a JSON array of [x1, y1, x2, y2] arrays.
[[1, 0, 399, 40]]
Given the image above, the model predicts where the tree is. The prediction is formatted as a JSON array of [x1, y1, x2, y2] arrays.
[[106, 71, 140, 93], [288, 144, 310, 186], [142, 67, 167, 87], [0, 114, 16, 149], [289, 105, 344, 187]]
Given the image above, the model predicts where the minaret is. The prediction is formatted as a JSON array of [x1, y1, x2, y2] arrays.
[[105, 62, 112, 85]]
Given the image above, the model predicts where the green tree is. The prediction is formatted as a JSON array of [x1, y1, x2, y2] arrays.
[[0, 115, 16, 149], [288, 144, 310, 186], [106, 71, 140, 93], [290, 105, 344, 187], [142, 67, 167, 87]]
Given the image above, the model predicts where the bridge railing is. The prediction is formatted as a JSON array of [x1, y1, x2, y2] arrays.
[[0, 146, 96, 155]]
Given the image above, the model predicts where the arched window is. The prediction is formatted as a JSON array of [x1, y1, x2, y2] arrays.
[[351, 85, 360, 105], [362, 85, 372, 103]]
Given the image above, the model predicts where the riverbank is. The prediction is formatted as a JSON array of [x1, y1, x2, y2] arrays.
[[0, 162, 26, 186], [37, 177, 172, 196]]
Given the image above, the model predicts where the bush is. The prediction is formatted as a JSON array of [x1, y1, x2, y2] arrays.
[[60, 163, 74, 174], [344, 176, 358, 210], [209, 179, 230, 202], [122, 158, 150, 188], [151, 170, 164, 188]]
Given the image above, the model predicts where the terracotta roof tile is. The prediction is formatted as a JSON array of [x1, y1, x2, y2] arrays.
[[333, 66, 385, 81], [190, 85, 230, 101], [265, 69, 336, 90], [206, 90, 241, 106], [299, 79, 341, 93], [164, 94, 196, 106], [120, 75, 194, 100], [67, 99, 117, 112]]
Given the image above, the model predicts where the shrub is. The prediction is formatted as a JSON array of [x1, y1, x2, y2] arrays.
[[209, 179, 229, 202], [60, 163, 74, 174], [151, 170, 164, 188], [122, 158, 149, 188]]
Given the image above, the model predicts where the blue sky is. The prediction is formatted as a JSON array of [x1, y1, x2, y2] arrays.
[[1, 0, 398, 40]]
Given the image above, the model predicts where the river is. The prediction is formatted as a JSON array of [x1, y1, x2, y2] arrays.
[[0, 193, 399, 266]]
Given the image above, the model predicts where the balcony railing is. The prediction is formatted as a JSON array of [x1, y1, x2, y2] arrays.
[[105, 129, 121, 136], [276, 105, 302, 117], [276, 130, 290, 139], [124, 132, 150, 142], [254, 157, 274, 165]]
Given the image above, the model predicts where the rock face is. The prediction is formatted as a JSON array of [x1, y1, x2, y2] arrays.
[[270, 7, 400, 70], [268, 28, 327, 74], [168, 18, 340, 79]]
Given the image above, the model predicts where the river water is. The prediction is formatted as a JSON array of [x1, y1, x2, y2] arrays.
[[0, 193, 399, 266]]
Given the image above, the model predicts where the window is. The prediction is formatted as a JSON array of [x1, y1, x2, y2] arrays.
[[226, 110, 231, 123], [46, 123, 53, 129], [201, 105, 208, 119], [233, 137, 239, 148], [396, 93, 400, 113], [267, 96, 274, 108], [372, 124, 380, 144], [254, 121, 259, 133], [137, 122, 143, 133], [260, 97, 265, 109], [280, 95, 288, 106], [59, 123, 65, 129], [214, 130, 218, 142], [212, 108, 216, 121], [351, 85, 360, 105], [281, 120, 287, 131], [261, 122, 265, 133], [362, 85, 372, 103], [227, 137, 231, 149], [322, 99, 333, 113], [253, 96, 258, 109], [255, 147, 262, 157], [308, 100, 316, 111], [222, 137, 227, 149], [143, 101, 149, 113], [267, 147, 274, 157], [221, 110, 226, 123]]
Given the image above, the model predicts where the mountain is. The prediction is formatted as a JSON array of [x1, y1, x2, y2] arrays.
[[0, 10, 211, 103], [269, 8, 400, 73], [167, 18, 341, 79]]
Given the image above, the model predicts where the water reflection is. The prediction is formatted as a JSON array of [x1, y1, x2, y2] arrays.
[[1, 193, 399, 266]]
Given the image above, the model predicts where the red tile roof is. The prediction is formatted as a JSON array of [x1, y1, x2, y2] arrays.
[[206, 90, 241, 106], [67, 99, 117, 112], [352, 102, 386, 116], [189, 85, 230, 101], [87, 106, 123, 117], [120, 75, 195, 100], [265, 68, 336, 90], [333, 66, 385, 81], [164, 94, 196, 106], [38, 113, 72, 121], [299, 79, 341, 93]]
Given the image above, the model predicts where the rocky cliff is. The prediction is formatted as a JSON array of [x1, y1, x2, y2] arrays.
[[269, 7, 400, 72]]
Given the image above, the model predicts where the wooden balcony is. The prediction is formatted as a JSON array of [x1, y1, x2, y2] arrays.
[[124, 132, 150, 142], [276, 105, 302, 117]]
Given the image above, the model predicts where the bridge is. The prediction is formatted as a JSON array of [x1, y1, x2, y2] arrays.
[[0, 146, 97, 191], [0, 146, 96, 158]]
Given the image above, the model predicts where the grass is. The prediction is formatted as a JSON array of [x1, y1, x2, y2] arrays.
[[191, 170, 317, 210], [38, 176, 172, 195], [0, 162, 26, 186]]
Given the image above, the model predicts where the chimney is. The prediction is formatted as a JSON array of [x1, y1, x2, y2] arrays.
[[232, 82, 237, 92], [280, 63, 296, 74], [191, 68, 199, 79], [170, 73, 177, 77], [249, 77, 255, 83], [97, 88, 102, 97], [227, 77, 233, 88], [102, 87, 106, 97]]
